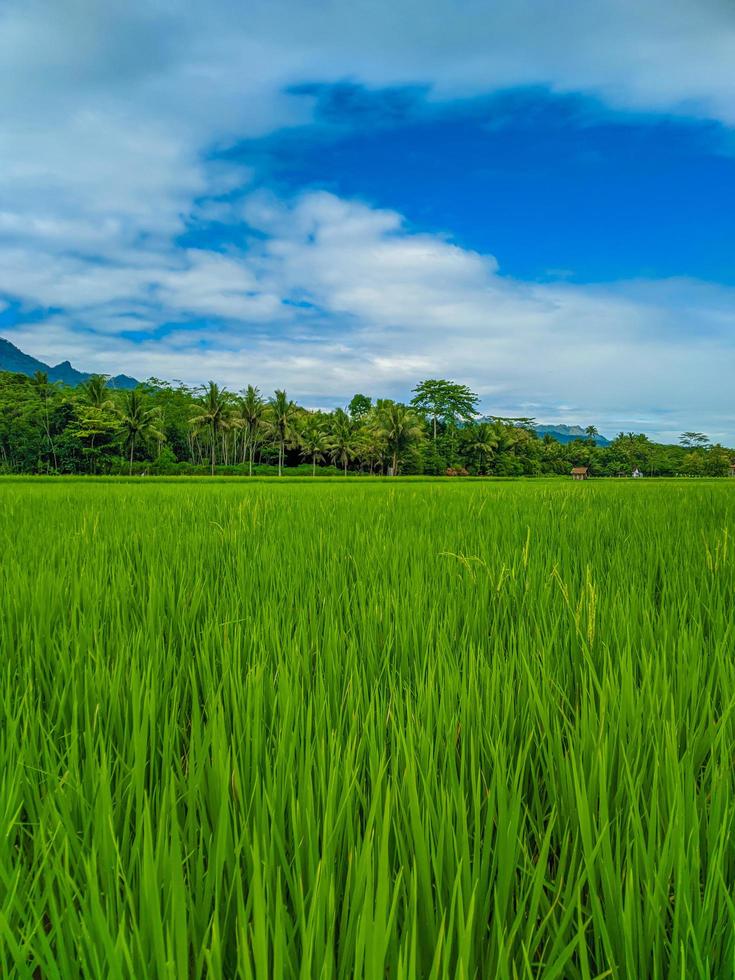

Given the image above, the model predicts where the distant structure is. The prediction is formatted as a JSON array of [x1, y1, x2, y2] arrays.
[[632, 468, 643, 478], [730, 462, 735, 477], [571, 466, 589, 481]]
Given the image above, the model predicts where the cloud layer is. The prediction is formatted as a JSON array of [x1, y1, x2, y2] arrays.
[[1, 0, 734, 440], [4, 191, 734, 441]]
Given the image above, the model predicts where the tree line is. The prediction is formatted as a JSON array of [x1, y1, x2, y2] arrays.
[[0, 371, 732, 477]]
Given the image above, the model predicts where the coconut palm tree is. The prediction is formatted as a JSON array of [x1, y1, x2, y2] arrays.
[[482, 418, 518, 458], [584, 425, 599, 445], [299, 414, 330, 476], [79, 374, 113, 410], [235, 385, 266, 476], [467, 421, 498, 474], [77, 374, 114, 461], [329, 408, 358, 476], [373, 401, 425, 476], [267, 389, 299, 476], [356, 427, 387, 475], [190, 382, 232, 476], [117, 388, 163, 475]]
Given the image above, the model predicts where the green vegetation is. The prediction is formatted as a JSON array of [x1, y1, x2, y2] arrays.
[[1, 371, 732, 477], [2, 477, 734, 977]]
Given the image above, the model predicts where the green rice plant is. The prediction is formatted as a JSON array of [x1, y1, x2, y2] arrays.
[[0, 477, 733, 978]]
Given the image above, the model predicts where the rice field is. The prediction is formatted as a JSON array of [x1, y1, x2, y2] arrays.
[[1, 477, 734, 978]]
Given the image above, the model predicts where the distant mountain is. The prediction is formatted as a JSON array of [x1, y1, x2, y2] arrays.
[[534, 424, 611, 446], [0, 338, 138, 389]]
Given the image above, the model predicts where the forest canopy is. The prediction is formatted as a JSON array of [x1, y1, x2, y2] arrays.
[[0, 371, 731, 478]]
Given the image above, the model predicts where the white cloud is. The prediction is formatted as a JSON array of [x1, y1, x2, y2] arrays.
[[0, 1, 733, 440], [1, 0, 734, 258], [4, 191, 734, 442], [154, 251, 283, 321]]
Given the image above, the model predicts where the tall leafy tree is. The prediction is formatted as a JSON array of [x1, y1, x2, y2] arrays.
[[680, 432, 710, 449], [348, 393, 372, 421], [704, 444, 732, 476], [682, 451, 705, 475], [69, 406, 118, 472], [410, 379, 479, 442]]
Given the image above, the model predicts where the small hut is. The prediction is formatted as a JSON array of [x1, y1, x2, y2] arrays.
[[730, 462, 735, 477], [571, 466, 589, 481]]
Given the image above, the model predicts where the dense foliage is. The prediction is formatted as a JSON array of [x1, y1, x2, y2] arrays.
[[0, 370, 732, 477], [2, 478, 735, 977]]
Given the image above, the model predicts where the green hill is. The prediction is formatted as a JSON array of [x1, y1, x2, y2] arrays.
[[0, 337, 138, 388]]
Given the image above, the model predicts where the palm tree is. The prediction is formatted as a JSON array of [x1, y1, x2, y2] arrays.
[[584, 425, 599, 445], [467, 421, 498, 474], [117, 388, 163, 475], [267, 390, 299, 476], [152, 406, 166, 460], [235, 385, 266, 476], [373, 402, 425, 476], [31, 370, 58, 471], [299, 414, 330, 476], [79, 374, 112, 410], [356, 427, 387, 475], [329, 408, 358, 476], [77, 374, 114, 461], [190, 382, 232, 476], [491, 419, 518, 454]]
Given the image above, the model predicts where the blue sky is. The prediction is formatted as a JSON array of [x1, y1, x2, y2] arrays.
[[220, 86, 735, 286], [0, 0, 734, 441]]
